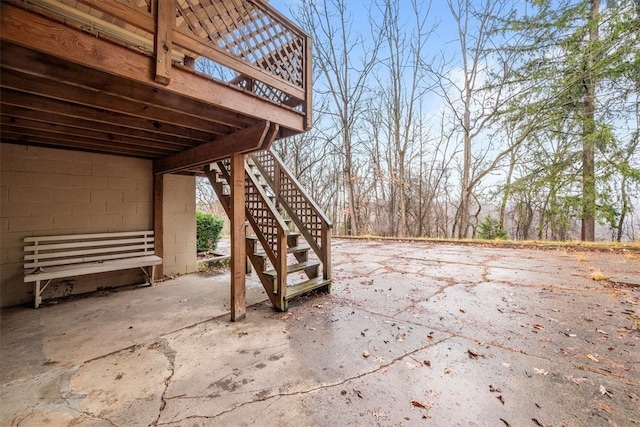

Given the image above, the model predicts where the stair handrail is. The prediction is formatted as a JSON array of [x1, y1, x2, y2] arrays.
[[250, 150, 332, 280], [215, 160, 290, 282]]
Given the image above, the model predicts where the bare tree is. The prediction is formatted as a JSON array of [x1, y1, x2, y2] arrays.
[[295, 0, 382, 235]]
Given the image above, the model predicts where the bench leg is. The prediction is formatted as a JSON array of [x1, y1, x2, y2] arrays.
[[34, 281, 42, 309], [150, 265, 156, 285]]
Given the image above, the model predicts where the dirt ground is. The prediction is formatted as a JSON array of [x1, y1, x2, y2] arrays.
[[1, 239, 638, 426]]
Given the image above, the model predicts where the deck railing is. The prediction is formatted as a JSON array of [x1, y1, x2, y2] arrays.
[[28, 0, 311, 127], [250, 150, 332, 280]]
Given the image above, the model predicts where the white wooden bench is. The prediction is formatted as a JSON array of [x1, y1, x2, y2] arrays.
[[24, 231, 162, 308]]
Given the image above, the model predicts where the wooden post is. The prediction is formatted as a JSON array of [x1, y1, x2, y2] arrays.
[[230, 153, 246, 321], [153, 174, 164, 280], [154, 0, 174, 85]]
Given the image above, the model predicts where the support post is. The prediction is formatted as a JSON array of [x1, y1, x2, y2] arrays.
[[154, 0, 174, 85], [230, 153, 247, 321], [153, 174, 164, 280]]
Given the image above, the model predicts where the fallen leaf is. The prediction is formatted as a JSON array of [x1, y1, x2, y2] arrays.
[[600, 402, 612, 412], [596, 328, 608, 334], [424, 360, 431, 367], [411, 400, 427, 409], [500, 418, 511, 427], [533, 323, 545, 330], [354, 389, 363, 398], [427, 334, 434, 340], [533, 368, 548, 376], [565, 375, 591, 385], [531, 418, 545, 427], [467, 348, 485, 359], [372, 410, 387, 420], [489, 385, 503, 393], [459, 308, 466, 313], [600, 384, 613, 398], [497, 395, 505, 405], [587, 354, 599, 363]]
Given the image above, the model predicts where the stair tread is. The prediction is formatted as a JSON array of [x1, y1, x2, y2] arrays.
[[253, 245, 310, 258], [285, 277, 331, 300], [264, 260, 320, 276]]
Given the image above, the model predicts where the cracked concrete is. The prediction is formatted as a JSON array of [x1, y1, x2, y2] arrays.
[[1, 239, 639, 426]]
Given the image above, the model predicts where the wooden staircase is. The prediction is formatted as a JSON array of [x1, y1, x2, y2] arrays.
[[205, 150, 332, 311]]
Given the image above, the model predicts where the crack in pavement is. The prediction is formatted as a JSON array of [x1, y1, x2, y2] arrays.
[[151, 338, 177, 427], [154, 336, 454, 425]]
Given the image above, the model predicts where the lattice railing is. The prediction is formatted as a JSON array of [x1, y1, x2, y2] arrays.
[[250, 150, 332, 279], [176, 0, 308, 106], [217, 158, 289, 270], [60, 0, 310, 112]]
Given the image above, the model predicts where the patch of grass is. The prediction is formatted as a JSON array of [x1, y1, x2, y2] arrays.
[[575, 254, 587, 262], [590, 269, 610, 282]]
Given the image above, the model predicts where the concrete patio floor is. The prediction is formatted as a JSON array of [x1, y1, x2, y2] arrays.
[[1, 239, 639, 426]]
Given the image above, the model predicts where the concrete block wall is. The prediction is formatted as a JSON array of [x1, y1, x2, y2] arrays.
[[0, 143, 155, 307], [162, 175, 197, 276], [0, 144, 199, 308]]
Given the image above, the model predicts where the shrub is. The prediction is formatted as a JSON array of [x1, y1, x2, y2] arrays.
[[477, 215, 508, 240], [196, 211, 224, 252]]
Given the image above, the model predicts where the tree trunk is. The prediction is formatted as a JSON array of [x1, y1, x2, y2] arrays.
[[581, 0, 599, 242]]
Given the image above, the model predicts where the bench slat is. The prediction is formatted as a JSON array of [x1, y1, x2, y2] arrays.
[[25, 237, 154, 253], [25, 250, 156, 269], [24, 231, 154, 243], [24, 244, 155, 262], [24, 255, 163, 283]]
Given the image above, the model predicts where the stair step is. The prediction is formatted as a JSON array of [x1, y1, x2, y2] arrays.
[[253, 245, 310, 258], [285, 277, 332, 300], [264, 260, 320, 277]]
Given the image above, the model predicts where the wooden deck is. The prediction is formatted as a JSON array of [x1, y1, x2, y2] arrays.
[[0, 0, 312, 173]]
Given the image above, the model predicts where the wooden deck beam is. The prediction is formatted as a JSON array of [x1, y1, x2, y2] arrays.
[[154, 122, 278, 174]]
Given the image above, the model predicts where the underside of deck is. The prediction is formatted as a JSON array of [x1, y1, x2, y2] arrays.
[[0, 0, 312, 172]]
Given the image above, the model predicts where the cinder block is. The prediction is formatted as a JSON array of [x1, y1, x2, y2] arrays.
[[175, 231, 194, 244], [53, 160, 91, 176], [135, 176, 153, 190], [136, 201, 152, 215], [9, 187, 52, 203], [53, 215, 91, 231], [90, 189, 123, 202], [122, 215, 152, 229], [9, 215, 52, 232], [1, 201, 31, 218], [53, 188, 90, 202], [106, 201, 136, 215], [122, 190, 151, 203], [32, 173, 73, 188], [91, 163, 111, 177], [108, 177, 132, 190], [71, 201, 107, 215], [90, 214, 123, 230], [2, 171, 33, 186], [72, 175, 108, 189]]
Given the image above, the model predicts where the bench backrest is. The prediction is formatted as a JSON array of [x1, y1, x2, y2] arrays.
[[24, 231, 156, 270]]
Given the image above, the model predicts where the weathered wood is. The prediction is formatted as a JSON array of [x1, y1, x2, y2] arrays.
[[0, 4, 306, 132], [154, 0, 174, 85], [0, 88, 218, 143], [24, 231, 161, 308], [230, 152, 246, 321], [1, 104, 196, 148], [154, 174, 164, 280], [0, 64, 235, 137], [154, 122, 272, 174], [304, 36, 313, 130]]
